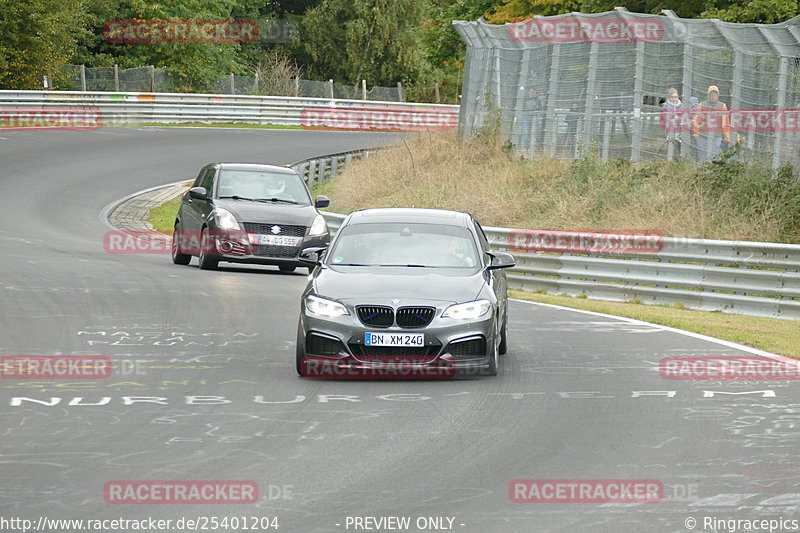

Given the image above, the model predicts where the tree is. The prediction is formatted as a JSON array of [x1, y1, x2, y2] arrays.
[[0, 0, 88, 89], [296, 0, 429, 86], [701, 0, 799, 24]]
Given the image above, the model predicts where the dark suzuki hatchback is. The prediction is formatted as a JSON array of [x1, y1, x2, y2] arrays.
[[171, 163, 330, 271]]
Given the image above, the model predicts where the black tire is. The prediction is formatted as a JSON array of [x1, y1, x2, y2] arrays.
[[296, 322, 306, 376], [486, 329, 499, 376], [279, 265, 296, 273], [198, 227, 219, 270], [171, 223, 191, 265], [498, 310, 508, 355]]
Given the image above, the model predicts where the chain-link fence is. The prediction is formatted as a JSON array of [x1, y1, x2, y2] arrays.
[[454, 9, 800, 169], [56, 65, 406, 101]]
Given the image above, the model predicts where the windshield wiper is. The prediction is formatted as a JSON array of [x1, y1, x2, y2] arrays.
[[219, 195, 255, 201], [377, 264, 431, 268], [254, 197, 300, 204]]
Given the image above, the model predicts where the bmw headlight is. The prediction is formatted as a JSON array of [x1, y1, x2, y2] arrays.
[[211, 208, 241, 231], [442, 299, 491, 320], [309, 214, 328, 237], [305, 295, 349, 318]]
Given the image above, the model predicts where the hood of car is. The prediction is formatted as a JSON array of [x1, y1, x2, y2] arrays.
[[313, 266, 486, 306], [215, 199, 315, 224]]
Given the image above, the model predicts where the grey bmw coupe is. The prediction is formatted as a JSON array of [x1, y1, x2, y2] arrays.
[[295, 208, 515, 378]]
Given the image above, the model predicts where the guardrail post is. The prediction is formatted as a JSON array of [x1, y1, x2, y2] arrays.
[[308, 160, 317, 186], [331, 156, 339, 177]]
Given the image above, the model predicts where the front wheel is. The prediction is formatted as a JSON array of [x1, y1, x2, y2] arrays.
[[296, 322, 306, 376], [498, 311, 508, 355], [171, 223, 191, 265], [198, 227, 219, 270], [485, 331, 499, 376]]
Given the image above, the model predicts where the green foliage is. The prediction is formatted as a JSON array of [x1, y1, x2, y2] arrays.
[[701, 0, 799, 24], [295, 0, 429, 86], [0, 0, 88, 89]]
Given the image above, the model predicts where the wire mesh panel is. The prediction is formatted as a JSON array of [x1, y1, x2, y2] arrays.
[[454, 10, 800, 169]]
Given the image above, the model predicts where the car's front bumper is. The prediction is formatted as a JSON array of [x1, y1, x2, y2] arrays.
[[209, 230, 328, 267], [298, 309, 496, 378]]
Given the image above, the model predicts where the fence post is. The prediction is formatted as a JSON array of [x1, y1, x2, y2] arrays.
[[230, 73, 235, 95], [362, 79, 367, 100], [631, 40, 645, 162], [149, 65, 155, 92], [328, 79, 334, 99], [582, 41, 599, 156], [80, 65, 87, 92], [544, 44, 561, 154], [254, 70, 259, 93], [435, 82, 440, 104], [397, 82, 404, 102], [294, 76, 300, 97], [114, 64, 119, 91]]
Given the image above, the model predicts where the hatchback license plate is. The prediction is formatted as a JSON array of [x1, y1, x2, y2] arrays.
[[365, 333, 424, 347], [249, 234, 301, 247]]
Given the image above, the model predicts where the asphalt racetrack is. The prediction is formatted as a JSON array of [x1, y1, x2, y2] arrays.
[[1, 127, 798, 533]]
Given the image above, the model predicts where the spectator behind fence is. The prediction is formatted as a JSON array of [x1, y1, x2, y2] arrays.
[[693, 85, 730, 162], [661, 88, 683, 157], [518, 87, 541, 151]]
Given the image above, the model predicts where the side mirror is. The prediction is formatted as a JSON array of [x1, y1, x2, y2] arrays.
[[486, 251, 515, 270], [315, 195, 330, 208], [189, 186, 208, 200], [299, 246, 327, 265]]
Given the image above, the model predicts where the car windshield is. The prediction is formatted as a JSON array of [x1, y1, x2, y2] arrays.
[[216, 170, 311, 205], [327, 222, 481, 269]]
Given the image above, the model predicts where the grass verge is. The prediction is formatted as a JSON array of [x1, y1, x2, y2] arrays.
[[148, 186, 189, 233], [510, 290, 799, 358]]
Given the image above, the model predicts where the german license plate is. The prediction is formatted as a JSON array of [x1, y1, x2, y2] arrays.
[[248, 234, 301, 246], [365, 333, 424, 347]]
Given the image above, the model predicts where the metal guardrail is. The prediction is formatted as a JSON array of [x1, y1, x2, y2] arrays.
[[289, 149, 377, 187], [312, 208, 800, 320], [0, 90, 459, 127]]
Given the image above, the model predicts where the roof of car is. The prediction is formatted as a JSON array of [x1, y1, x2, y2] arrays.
[[211, 163, 298, 174], [346, 207, 472, 227]]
